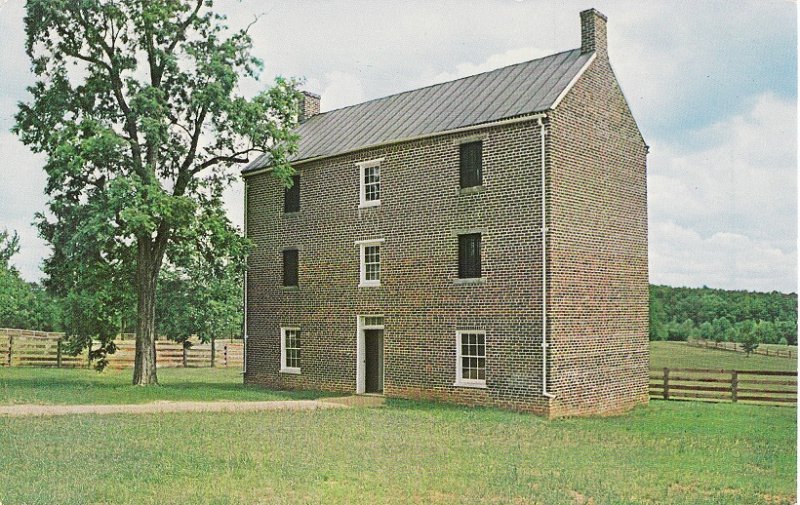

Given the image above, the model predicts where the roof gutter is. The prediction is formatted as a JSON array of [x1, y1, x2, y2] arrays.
[[241, 112, 548, 178]]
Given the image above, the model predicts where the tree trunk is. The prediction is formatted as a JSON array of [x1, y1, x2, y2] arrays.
[[133, 240, 162, 385]]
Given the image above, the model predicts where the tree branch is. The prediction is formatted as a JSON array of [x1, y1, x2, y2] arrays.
[[71, 6, 147, 180], [176, 105, 208, 186], [163, 0, 204, 59], [196, 149, 264, 172]]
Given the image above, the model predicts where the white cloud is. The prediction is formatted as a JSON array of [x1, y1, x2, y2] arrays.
[[649, 221, 796, 293], [607, 0, 795, 136], [0, 131, 50, 282], [648, 93, 796, 292], [310, 71, 366, 112], [648, 93, 796, 249]]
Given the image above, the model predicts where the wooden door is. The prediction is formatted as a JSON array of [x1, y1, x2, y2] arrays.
[[364, 329, 384, 393]]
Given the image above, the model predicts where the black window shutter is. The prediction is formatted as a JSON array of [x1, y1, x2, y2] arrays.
[[284, 175, 300, 213], [458, 233, 481, 279], [283, 249, 299, 287], [459, 141, 483, 189]]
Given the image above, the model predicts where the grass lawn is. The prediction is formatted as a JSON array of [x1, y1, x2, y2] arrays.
[[0, 367, 330, 405], [650, 341, 797, 371], [0, 347, 796, 504], [0, 399, 794, 505]]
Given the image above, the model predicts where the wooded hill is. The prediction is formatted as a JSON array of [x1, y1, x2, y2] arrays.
[[650, 285, 797, 344]]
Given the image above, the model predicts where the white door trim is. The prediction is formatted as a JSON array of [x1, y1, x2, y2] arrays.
[[356, 315, 384, 394]]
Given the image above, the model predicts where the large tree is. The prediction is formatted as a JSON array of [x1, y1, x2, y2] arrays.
[[15, 0, 301, 384]]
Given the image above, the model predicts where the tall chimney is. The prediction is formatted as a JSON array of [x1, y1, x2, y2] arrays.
[[300, 91, 321, 122], [580, 8, 608, 56]]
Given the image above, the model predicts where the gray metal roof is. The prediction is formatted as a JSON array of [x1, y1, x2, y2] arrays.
[[243, 48, 592, 173]]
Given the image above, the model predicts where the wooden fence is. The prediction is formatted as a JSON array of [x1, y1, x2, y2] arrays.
[[686, 339, 797, 358], [650, 368, 797, 406], [0, 328, 243, 369]]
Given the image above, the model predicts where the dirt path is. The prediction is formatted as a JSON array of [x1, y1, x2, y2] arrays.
[[0, 399, 351, 417]]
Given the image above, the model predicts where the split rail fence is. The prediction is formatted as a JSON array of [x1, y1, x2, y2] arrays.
[[0, 328, 243, 369], [686, 339, 797, 358], [650, 367, 796, 406]]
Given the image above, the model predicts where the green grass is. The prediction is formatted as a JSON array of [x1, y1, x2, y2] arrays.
[[650, 341, 797, 371], [0, 400, 794, 505], [757, 343, 798, 353], [0, 349, 796, 504], [0, 367, 330, 405]]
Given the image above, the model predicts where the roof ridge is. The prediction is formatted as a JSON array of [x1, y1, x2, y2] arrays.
[[307, 47, 581, 121], [243, 46, 593, 173]]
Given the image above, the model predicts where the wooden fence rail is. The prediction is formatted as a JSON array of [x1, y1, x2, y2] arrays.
[[0, 328, 243, 369], [650, 367, 797, 406], [686, 339, 797, 359]]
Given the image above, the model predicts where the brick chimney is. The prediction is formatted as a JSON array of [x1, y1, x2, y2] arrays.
[[580, 8, 608, 56], [300, 91, 321, 122]]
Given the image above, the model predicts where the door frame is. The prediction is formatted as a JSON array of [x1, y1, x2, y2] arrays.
[[356, 315, 384, 394]]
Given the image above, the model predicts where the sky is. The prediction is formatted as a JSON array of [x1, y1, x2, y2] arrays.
[[0, 0, 796, 293]]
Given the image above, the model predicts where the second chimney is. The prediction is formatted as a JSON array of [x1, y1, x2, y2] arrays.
[[300, 91, 321, 122], [580, 8, 608, 56]]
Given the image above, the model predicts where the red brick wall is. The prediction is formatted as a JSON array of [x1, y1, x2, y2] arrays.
[[245, 121, 550, 414], [547, 51, 650, 416]]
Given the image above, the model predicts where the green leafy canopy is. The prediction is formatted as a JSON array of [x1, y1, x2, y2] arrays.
[[13, 0, 302, 369]]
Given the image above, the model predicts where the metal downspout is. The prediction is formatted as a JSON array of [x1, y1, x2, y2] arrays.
[[539, 117, 555, 399], [242, 179, 248, 376]]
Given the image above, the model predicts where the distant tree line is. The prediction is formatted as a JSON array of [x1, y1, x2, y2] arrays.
[[0, 229, 243, 356], [0, 230, 60, 331], [650, 284, 797, 345]]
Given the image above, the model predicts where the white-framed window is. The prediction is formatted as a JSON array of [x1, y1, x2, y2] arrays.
[[280, 327, 301, 374], [358, 158, 383, 208], [356, 238, 384, 287], [455, 330, 486, 387]]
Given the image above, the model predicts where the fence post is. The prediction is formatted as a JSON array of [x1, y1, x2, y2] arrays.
[[7, 336, 13, 367], [87, 340, 92, 369], [57, 338, 63, 368], [182, 344, 188, 367], [731, 371, 738, 403], [224, 344, 228, 367], [663, 368, 670, 400]]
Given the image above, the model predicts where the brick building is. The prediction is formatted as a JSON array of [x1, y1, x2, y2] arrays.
[[241, 9, 649, 417]]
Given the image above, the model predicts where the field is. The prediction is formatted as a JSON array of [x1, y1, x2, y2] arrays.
[[650, 341, 797, 371], [0, 343, 796, 504]]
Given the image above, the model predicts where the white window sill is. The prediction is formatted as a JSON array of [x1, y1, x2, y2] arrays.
[[454, 381, 487, 389], [282, 286, 299, 291], [458, 185, 485, 196], [453, 277, 485, 285], [359, 200, 381, 209], [359, 281, 381, 288], [280, 367, 301, 375]]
